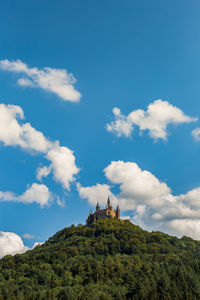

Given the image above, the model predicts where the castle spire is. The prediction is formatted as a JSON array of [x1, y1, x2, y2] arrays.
[[107, 196, 111, 208], [96, 202, 100, 211], [115, 204, 120, 219]]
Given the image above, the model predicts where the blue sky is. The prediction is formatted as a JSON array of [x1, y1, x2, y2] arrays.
[[0, 0, 200, 254]]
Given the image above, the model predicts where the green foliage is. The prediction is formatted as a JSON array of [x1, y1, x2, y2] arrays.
[[0, 219, 200, 299]]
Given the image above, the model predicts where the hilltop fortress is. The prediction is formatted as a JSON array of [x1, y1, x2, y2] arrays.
[[86, 197, 120, 225]]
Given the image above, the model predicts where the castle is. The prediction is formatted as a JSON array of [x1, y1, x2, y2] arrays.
[[86, 197, 120, 225]]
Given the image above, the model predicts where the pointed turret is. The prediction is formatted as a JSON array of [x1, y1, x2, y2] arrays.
[[107, 197, 111, 208], [96, 202, 100, 211], [115, 205, 120, 219]]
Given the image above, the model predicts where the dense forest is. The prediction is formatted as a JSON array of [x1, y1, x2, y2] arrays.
[[0, 219, 200, 299]]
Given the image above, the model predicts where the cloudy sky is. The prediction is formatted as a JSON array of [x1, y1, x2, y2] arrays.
[[1, 0, 200, 256]]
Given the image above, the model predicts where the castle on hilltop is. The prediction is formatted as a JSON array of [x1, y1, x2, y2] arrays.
[[86, 197, 120, 225]]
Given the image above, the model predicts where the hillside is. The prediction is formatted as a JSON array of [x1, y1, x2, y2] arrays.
[[0, 219, 200, 299]]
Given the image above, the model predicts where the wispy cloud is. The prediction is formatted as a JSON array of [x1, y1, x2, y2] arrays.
[[22, 233, 35, 239], [0, 59, 81, 102]]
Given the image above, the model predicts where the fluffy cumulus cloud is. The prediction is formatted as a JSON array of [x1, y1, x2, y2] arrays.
[[78, 160, 200, 240], [166, 219, 200, 240], [0, 104, 53, 152], [36, 148, 80, 190], [104, 161, 171, 209], [106, 100, 197, 140], [0, 59, 81, 102], [0, 231, 44, 258], [0, 231, 28, 258], [0, 183, 53, 207], [77, 183, 117, 207], [46, 147, 79, 190], [20, 183, 53, 206], [0, 104, 79, 194], [106, 107, 133, 138]]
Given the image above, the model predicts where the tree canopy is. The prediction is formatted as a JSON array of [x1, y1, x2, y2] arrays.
[[0, 219, 200, 299]]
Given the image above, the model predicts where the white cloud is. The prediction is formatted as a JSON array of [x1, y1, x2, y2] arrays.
[[0, 104, 79, 191], [166, 219, 200, 240], [0, 183, 53, 207], [46, 147, 79, 190], [0, 231, 28, 258], [104, 161, 171, 209], [78, 160, 200, 240], [106, 100, 197, 140], [21, 123, 54, 153], [20, 183, 53, 206], [17, 78, 35, 87], [121, 215, 131, 220], [22, 233, 35, 239], [106, 108, 133, 138], [36, 165, 52, 181], [0, 231, 44, 258], [0, 59, 81, 102], [78, 161, 170, 210], [56, 196, 65, 207], [175, 187, 200, 212], [192, 128, 200, 141], [77, 183, 117, 207], [32, 242, 44, 248], [0, 104, 53, 152]]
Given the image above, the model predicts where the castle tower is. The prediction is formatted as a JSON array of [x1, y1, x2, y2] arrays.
[[107, 197, 111, 208], [115, 205, 120, 219], [96, 202, 100, 211]]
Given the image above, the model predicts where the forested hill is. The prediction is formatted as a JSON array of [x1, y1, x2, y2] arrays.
[[1, 219, 200, 300]]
